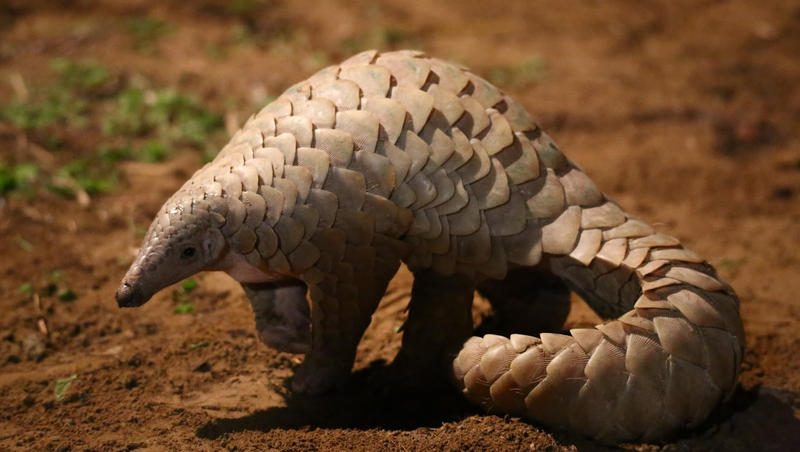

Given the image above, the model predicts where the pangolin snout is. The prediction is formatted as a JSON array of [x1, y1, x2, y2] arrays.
[[116, 281, 146, 308]]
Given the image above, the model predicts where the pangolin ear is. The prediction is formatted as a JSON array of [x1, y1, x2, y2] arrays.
[[203, 228, 227, 260]]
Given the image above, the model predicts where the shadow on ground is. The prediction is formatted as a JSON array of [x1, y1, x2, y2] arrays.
[[721, 385, 800, 451], [196, 364, 481, 439], [198, 369, 800, 452]]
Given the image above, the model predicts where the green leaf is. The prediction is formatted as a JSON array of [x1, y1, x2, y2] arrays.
[[14, 236, 34, 252], [181, 279, 198, 292], [0, 165, 14, 193], [189, 341, 208, 350], [57, 288, 77, 302], [174, 303, 194, 314], [54, 374, 78, 402], [0, 163, 39, 195], [18, 283, 32, 295], [14, 164, 39, 184]]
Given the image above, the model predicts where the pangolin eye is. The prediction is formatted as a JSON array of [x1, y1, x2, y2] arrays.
[[181, 247, 197, 259]]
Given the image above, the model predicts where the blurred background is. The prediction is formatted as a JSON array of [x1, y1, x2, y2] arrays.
[[0, 1, 798, 451]]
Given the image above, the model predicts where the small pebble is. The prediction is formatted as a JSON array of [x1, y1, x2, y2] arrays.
[[22, 334, 47, 362]]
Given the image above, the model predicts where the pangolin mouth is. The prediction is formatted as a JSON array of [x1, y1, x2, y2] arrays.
[[115, 281, 147, 308]]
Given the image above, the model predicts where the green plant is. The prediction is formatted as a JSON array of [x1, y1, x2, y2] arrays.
[[0, 58, 112, 131], [97, 145, 135, 163], [340, 24, 419, 55], [139, 140, 169, 163], [126, 17, 174, 54], [50, 58, 111, 91], [181, 279, 198, 292], [102, 88, 148, 137], [0, 59, 226, 201], [174, 303, 194, 314], [103, 88, 224, 152], [150, 89, 223, 146], [338, 4, 421, 55], [229, 0, 258, 17], [14, 236, 34, 252], [172, 278, 200, 314], [487, 56, 548, 88], [0, 163, 39, 195], [0, 90, 87, 130], [205, 44, 229, 60], [228, 24, 254, 45], [55, 156, 119, 195], [18, 282, 33, 295], [57, 288, 76, 302]]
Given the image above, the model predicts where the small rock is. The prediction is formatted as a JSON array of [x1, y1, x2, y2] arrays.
[[227, 329, 250, 338], [124, 375, 138, 389], [713, 117, 777, 155], [127, 354, 144, 368], [67, 324, 81, 337], [776, 159, 800, 172], [192, 361, 211, 372], [22, 395, 35, 407], [100, 345, 123, 356], [772, 187, 795, 200], [21, 334, 47, 362]]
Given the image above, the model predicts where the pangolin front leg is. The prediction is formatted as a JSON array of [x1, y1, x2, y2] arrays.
[[242, 280, 311, 354], [292, 243, 401, 395]]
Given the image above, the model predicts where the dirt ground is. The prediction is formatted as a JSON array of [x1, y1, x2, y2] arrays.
[[1, 0, 799, 451]]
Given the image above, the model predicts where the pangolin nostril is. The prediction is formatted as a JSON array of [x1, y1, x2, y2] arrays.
[[116, 282, 137, 307]]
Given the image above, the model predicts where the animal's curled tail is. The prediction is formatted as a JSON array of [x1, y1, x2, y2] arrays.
[[454, 222, 745, 443]]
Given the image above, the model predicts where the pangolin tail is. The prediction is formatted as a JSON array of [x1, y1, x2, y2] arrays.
[[453, 226, 745, 443]]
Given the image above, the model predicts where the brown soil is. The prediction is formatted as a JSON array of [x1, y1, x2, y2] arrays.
[[1, 1, 799, 451]]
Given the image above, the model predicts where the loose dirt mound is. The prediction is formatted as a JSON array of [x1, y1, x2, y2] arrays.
[[1, 1, 798, 451]]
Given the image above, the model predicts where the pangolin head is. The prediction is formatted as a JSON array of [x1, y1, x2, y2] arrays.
[[116, 196, 228, 308]]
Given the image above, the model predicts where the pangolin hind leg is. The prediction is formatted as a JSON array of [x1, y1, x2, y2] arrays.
[[476, 266, 571, 338], [242, 280, 311, 354], [387, 268, 476, 389]]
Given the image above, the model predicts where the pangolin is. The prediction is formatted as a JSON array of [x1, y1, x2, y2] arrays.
[[115, 50, 744, 443]]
